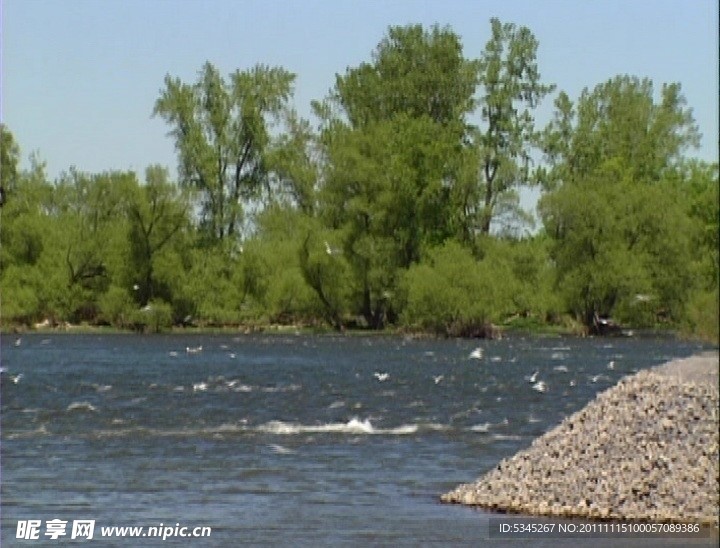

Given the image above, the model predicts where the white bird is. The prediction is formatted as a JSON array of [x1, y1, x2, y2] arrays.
[[186, 345, 203, 354], [526, 370, 539, 383], [324, 241, 341, 256], [373, 372, 390, 382], [433, 375, 444, 384], [607, 360, 615, 370], [532, 380, 547, 393], [469, 348, 484, 360], [14, 337, 22, 347], [12, 373, 24, 384]]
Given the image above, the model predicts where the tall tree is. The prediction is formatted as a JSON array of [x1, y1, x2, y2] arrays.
[[154, 61, 295, 241], [540, 76, 701, 328], [312, 24, 478, 328], [463, 18, 554, 240]]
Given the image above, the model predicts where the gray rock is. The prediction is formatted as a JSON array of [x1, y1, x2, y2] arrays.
[[441, 352, 720, 528]]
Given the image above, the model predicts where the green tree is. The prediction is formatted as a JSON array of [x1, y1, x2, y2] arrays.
[[459, 18, 554, 241], [0, 154, 61, 323], [126, 165, 190, 306], [399, 240, 516, 336], [313, 24, 479, 328], [540, 76, 701, 328], [1, 124, 20, 194], [52, 169, 136, 321], [154, 61, 295, 241]]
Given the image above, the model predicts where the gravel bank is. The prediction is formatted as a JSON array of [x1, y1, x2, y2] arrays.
[[441, 352, 719, 527]]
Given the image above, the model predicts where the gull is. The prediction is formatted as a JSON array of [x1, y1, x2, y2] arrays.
[[186, 345, 203, 354], [433, 375, 444, 384], [532, 380, 547, 393], [373, 372, 390, 382], [14, 337, 22, 347], [469, 348, 484, 360], [526, 370, 539, 383], [607, 360, 615, 370], [11, 373, 24, 384], [324, 241, 341, 256]]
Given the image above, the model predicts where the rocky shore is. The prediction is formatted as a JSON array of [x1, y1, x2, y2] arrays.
[[441, 352, 719, 527]]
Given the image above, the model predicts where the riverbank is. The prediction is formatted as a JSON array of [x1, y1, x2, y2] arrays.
[[441, 351, 719, 527]]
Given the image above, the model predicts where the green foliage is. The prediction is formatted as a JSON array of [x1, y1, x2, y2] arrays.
[[131, 300, 173, 333], [154, 61, 295, 241], [1, 124, 20, 192], [1, 265, 42, 323], [183, 244, 243, 325], [540, 76, 701, 328], [325, 24, 478, 129], [1, 27, 714, 338], [683, 288, 719, 344], [399, 241, 516, 336], [462, 18, 554, 239], [298, 224, 351, 330], [98, 286, 136, 328]]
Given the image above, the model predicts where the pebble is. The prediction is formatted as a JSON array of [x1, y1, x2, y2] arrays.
[[441, 360, 719, 528]]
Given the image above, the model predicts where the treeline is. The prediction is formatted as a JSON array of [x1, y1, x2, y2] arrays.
[[1, 20, 717, 340]]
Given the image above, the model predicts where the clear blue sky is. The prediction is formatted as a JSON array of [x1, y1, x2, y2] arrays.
[[2, 0, 718, 182]]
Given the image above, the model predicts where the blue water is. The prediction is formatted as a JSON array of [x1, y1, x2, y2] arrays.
[[0, 333, 713, 546]]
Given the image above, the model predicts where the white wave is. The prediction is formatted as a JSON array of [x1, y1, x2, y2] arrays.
[[67, 401, 97, 412], [255, 418, 420, 436], [269, 444, 295, 454], [491, 434, 522, 441], [328, 400, 346, 409], [553, 365, 569, 372], [470, 422, 492, 433], [550, 352, 566, 360], [261, 384, 302, 393]]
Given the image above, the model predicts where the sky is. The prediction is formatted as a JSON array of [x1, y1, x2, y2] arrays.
[[2, 0, 718, 186]]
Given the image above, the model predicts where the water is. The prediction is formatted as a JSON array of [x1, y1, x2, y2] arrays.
[[0, 333, 713, 546]]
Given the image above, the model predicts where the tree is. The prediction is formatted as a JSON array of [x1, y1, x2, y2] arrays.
[[539, 76, 701, 328], [52, 169, 136, 321], [154, 61, 295, 241], [313, 24, 479, 328], [126, 165, 190, 306], [460, 18, 554, 241], [264, 110, 320, 215], [326, 24, 479, 130], [1, 124, 20, 195]]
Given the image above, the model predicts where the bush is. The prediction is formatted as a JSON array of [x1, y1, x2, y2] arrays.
[[98, 285, 135, 327], [683, 288, 719, 344], [131, 299, 173, 333], [399, 241, 516, 336]]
